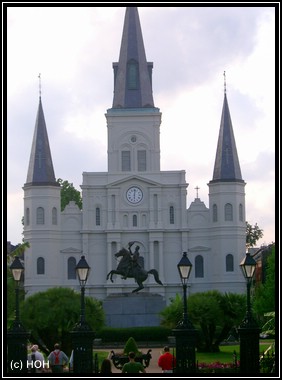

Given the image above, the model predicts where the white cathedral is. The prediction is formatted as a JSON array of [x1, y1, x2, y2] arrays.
[[23, 7, 247, 305]]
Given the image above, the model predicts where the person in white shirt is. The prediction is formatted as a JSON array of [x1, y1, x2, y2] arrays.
[[27, 344, 46, 373]]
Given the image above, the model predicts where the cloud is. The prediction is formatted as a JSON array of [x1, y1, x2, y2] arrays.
[[6, 6, 275, 246]]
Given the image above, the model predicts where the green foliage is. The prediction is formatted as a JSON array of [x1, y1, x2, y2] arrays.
[[261, 312, 275, 337], [57, 178, 82, 211], [7, 242, 30, 263], [246, 221, 263, 247], [253, 245, 275, 317], [20, 287, 105, 354], [96, 326, 171, 342], [160, 291, 246, 352], [123, 337, 142, 355], [159, 293, 183, 328]]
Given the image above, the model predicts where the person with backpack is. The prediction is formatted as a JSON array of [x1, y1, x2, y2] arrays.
[[48, 343, 69, 373], [27, 344, 46, 373]]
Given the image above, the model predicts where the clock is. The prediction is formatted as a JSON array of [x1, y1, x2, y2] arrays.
[[126, 186, 143, 204]]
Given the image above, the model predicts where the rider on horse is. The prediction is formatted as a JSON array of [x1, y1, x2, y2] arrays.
[[122, 242, 142, 279]]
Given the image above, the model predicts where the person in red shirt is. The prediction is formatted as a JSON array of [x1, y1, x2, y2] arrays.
[[158, 346, 175, 373]]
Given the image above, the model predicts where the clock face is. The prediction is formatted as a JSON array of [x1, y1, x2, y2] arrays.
[[126, 186, 143, 204]]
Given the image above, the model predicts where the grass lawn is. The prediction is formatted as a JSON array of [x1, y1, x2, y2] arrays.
[[93, 351, 109, 370], [196, 341, 273, 364]]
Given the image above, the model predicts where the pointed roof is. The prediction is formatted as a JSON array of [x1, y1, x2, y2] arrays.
[[25, 97, 59, 187], [112, 7, 155, 109], [210, 93, 244, 183]]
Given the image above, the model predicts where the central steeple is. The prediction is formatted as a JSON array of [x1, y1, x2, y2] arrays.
[[112, 7, 155, 108]]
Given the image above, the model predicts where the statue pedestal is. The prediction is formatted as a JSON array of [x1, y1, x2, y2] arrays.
[[103, 292, 166, 327]]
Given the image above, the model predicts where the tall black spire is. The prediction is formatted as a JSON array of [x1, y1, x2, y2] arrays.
[[112, 7, 155, 109], [211, 92, 243, 183], [25, 96, 58, 187]]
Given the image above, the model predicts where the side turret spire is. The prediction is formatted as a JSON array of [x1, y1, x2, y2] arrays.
[[25, 87, 59, 187], [112, 7, 155, 109], [210, 76, 243, 183]]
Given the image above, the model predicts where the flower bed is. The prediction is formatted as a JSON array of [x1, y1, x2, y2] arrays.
[[197, 361, 239, 373]]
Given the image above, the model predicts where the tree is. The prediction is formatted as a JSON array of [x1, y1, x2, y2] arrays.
[[20, 287, 105, 355], [160, 290, 246, 352], [57, 178, 82, 211], [159, 293, 183, 329], [253, 245, 275, 317], [246, 221, 264, 247]]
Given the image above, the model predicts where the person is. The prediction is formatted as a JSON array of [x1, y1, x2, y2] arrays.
[[100, 358, 112, 373], [123, 244, 142, 279], [69, 350, 74, 372], [27, 344, 46, 373], [122, 351, 146, 373], [158, 346, 175, 373], [47, 343, 68, 373]]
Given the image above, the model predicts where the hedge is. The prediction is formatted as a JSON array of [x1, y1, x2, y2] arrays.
[[96, 326, 171, 342]]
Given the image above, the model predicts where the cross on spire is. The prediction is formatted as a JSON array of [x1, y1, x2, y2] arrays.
[[223, 71, 226, 94], [195, 186, 200, 199], [38, 73, 41, 98]]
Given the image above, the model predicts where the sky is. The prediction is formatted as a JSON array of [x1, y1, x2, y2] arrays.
[[6, 4, 276, 247]]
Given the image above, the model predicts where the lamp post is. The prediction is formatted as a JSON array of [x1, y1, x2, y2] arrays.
[[71, 255, 95, 373], [7, 256, 30, 373], [238, 251, 261, 373], [172, 252, 197, 373]]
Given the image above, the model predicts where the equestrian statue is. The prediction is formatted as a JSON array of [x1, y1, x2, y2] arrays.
[[106, 242, 163, 293]]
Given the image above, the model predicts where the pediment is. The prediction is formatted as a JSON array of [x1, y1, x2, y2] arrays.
[[188, 246, 211, 252], [107, 175, 161, 188], [60, 247, 82, 253]]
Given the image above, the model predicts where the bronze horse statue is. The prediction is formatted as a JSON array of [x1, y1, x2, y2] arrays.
[[106, 248, 163, 293]]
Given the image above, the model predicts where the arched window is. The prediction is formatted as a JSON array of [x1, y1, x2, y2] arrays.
[[36, 207, 44, 224], [169, 206, 175, 224], [37, 257, 45, 275], [142, 214, 146, 227], [133, 214, 137, 227], [26, 208, 30, 225], [224, 203, 233, 221], [68, 257, 77, 279], [138, 150, 146, 171], [226, 254, 234, 272], [195, 255, 204, 278], [122, 151, 131, 171], [96, 207, 101, 226], [239, 204, 243, 222], [212, 204, 218, 222], [52, 207, 57, 225], [123, 214, 128, 227]]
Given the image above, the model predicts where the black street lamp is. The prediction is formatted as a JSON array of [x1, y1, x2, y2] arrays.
[[7, 256, 30, 373], [71, 255, 95, 373], [172, 252, 197, 373], [238, 251, 261, 373], [76, 255, 91, 327]]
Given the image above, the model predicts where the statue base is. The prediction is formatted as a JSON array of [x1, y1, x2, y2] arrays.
[[103, 292, 166, 328]]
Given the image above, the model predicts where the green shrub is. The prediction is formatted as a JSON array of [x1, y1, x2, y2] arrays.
[[123, 337, 142, 355]]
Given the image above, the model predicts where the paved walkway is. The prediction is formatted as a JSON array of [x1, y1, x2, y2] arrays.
[[96, 347, 165, 374]]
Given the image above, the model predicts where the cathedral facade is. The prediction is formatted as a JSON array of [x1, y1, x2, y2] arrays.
[[23, 7, 246, 304]]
